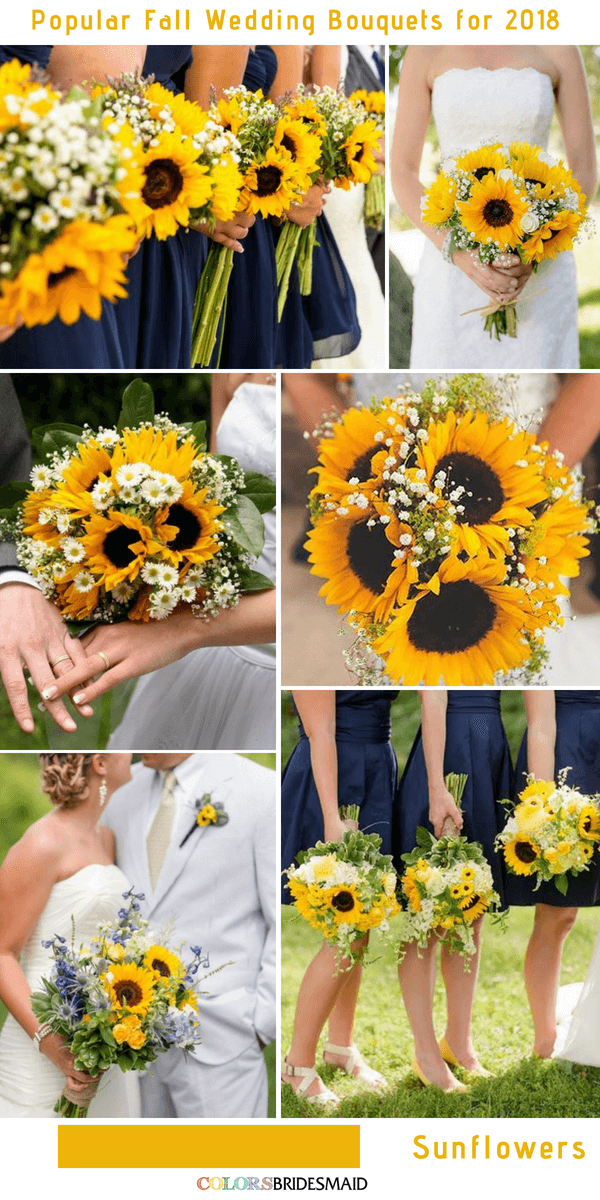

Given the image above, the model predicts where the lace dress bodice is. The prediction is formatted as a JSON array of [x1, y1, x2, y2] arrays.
[[432, 67, 555, 158]]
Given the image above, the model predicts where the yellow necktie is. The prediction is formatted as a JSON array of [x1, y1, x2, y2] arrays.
[[146, 769, 177, 890]]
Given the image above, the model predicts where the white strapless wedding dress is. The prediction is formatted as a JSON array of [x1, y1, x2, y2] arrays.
[[109, 382, 276, 750], [410, 68, 580, 368], [554, 927, 600, 1066], [0, 864, 140, 1118]]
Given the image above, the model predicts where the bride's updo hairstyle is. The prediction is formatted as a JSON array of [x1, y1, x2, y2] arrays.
[[40, 753, 95, 810]]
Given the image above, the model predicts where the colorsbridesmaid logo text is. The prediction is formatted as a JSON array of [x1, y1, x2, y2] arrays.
[[197, 1181, 368, 1191]]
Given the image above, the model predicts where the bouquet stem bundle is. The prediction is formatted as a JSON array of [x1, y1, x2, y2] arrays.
[[364, 172, 385, 230], [191, 243, 234, 366], [275, 221, 303, 320]]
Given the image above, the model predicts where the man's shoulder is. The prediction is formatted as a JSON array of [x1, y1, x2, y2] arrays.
[[102, 762, 151, 823]]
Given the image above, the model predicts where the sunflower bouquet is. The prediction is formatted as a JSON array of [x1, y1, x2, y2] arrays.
[[399, 774, 503, 960], [0, 377, 274, 626], [305, 373, 597, 686], [93, 73, 244, 241], [192, 85, 318, 364], [275, 85, 383, 316], [496, 775, 600, 895], [0, 58, 144, 331], [421, 139, 591, 339], [348, 89, 385, 230], [284, 805, 400, 968], [30, 886, 211, 1117]]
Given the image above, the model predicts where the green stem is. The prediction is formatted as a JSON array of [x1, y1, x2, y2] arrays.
[[276, 222, 303, 322], [191, 245, 234, 367], [364, 173, 385, 229], [297, 223, 317, 296]]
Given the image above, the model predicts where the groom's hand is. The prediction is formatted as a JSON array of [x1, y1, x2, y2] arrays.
[[0, 584, 94, 733]]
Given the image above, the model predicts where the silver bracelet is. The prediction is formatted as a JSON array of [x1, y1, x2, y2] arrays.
[[33, 1022, 53, 1051], [441, 231, 454, 265]]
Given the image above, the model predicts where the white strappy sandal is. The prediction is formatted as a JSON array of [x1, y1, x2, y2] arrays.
[[281, 1058, 340, 1106], [323, 1043, 387, 1088]]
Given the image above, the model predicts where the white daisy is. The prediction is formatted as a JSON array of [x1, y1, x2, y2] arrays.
[[30, 465, 53, 491], [91, 480, 113, 510], [74, 571, 96, 593], [61, 537, 86, 564]]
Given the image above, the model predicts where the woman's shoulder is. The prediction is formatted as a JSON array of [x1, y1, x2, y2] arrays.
[[545, 45, 584, 83], [1, 814, 63, 879]]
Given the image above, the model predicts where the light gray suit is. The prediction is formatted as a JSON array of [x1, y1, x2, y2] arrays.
[[102, 752, 276, 1117], [0, 375, 31, 569]]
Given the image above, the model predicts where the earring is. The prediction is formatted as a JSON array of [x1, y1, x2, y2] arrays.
[[99, 779, 108, 809]]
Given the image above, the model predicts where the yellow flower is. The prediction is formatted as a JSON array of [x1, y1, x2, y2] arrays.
[[457, 891, 490, 922], [310, 403, 399, 503], [343, 120, 381, 185], [515, 799, 550, 835], [137, 133, 213, 239], [461, 866, 476, 882], [312, 855, 337, 880], [145, 82, 207, 140], [273, 117, 322, 190], [144, 944, 185, 982], [197, 803, 218, 826], [458, 173, 529, 249], [402, 868, 422, 912], [127, 1028, 146, 1050], [284, 97, 327, 136], [240, 146, 300, 218], [81, 509, 164, 590], [455, 144, 507, 182], [504, 835, 540, 875], [518, 780, 556, 804], [0, 59, 59, 130], [215, 94, 247, 136], [578, 805, 600, 841], [421, 172, 457, 225], [155, 480, 224, 567], [210, 156, 244, 222], [306, 510, 416, 625], [521, 209, 583, 263], [102, 963, 156, 1016]]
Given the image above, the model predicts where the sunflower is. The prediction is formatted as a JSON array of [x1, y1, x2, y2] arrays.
[[197, 802, 218, 826], [0, 59, 59, 130], [215, 94, 248, 136], [306, 510, 417, 624], [525, 492, 591, 580], [458, 173, 529, 249], [283, 97, 327, 136], [137, 133, 213, 239], [580, 844, 595, 862], [102, 963, 156, 1015], [54, 569, 102, 620], [53, 440, 114, 515], [155, 480, 224, 566], [22, 488, 62, 546], [457, 891, 490, 921], [374, 554, 530, 686], [518, 780, 556, 804], [578, 806, 600, 841], [509, 145, 553, 190], [416, 409, 547, 557], [0, 216, 137, 328], [273, 117, 322, 190], [210, 156, 244, 222], [461, 866, 476, 882], [402, 868, 422, 912], [82, 510, 164, 590], [515, 799, 549, 835], [421, 172, 457, 226], [241, 146, 300, 218], [322, 884, 363, 925], [343, 120, 381, 185], [144, 944, 185, 982], [504, 835, 540, 875], [310, 405, 400, 503], [455, 144, 507, 182], [145, 82, 207, 140], [521, 209, 582, 263], [110, 428, 197, 482]]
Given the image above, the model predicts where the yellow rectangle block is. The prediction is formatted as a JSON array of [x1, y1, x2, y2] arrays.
[[59, 1125, 360, 1169]]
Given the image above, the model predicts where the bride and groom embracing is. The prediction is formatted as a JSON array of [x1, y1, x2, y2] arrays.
[[0, 750, 275, 1118]]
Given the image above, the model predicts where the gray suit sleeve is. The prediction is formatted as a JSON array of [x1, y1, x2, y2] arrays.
[[0, 375, 32, 570]]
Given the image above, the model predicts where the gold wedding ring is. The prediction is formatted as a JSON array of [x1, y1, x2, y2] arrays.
[[97, 651, 111, 672], [50, 654, 71, 669]]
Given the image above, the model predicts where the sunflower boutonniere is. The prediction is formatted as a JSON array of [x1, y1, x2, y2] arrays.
[[180, 793, 229, 848]]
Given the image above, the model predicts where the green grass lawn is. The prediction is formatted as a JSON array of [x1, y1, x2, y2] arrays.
[[281, 905, 600, 1118]]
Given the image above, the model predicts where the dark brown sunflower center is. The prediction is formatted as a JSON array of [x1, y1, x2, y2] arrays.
[[515, 840, 537, 864], [346, 446, 379, 483], [406, 580, 497, 654], [482, 198, 514, 227], [435, 451, 505, 524], [150, 958, 171, 977], [47, 266, 78, 289], [346, 519, 397, 596], [281, 133, 297, 160], [102, 526, 141, 569], [473, 166, 495, 181], [254, 164, 283, 197], [524, 176, 544, 187], [86, 470, 111, 494], [331, 890, 356, 913], [461, 893, 482, 912], [166, 503, 201, 552], [113, 980, 143, 1006], [582, 816, 593, 833], [142, 159, 184, 209]]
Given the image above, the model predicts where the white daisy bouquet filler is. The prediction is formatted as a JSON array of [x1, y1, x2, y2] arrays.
[[399, 774, 504, 960], [421, 140, 591, 339], [0, 377, 275, 627], [30, 887, 212, 1117], [497, 774, 600, 895], [283, 805, 400, 968]]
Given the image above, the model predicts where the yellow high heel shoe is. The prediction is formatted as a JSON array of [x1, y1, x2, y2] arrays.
[[439, 1035, 493, 1079], [411, 1058, 468, 1093]]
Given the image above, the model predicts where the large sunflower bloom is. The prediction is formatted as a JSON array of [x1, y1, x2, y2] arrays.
[[102, 963, 156, 1016], [283, 97, 327, 136], [421, 172, 457, 225], [0, 216, 137, 328], [521, 209, 583, 263], [578, 806, 600, 841], [54, 440, 114, 515], [416, 409, 548, 557], [82, 510, 165, 590], [215, 94, 247, 136], [310, 405, 401, 503], [145, 82, 207, 139], [343, 120, 381, 185], [455, 144, 507, 182], [273, 117, 322, 190], [526, 492, 591, 579], [111, 428, 197, 481], [241, 146, 300, 218], [504, 835, 540, 875], [144, 944, 186, 983], [137, 133, 213, 239], [458, 173, 529, 249], [322, 884, 364, 926], [210, 156, 244, 222], [306, 511, 417, 624], [374, 554, 530, 686], [155, 480, 224, 566], [22, 488, 62, 546], [457, 891, 490, 921]]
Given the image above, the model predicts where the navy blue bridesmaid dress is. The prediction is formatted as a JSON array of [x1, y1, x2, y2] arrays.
[[506, 690, 600, 908], [114, 45, 208, 368], [394, 691, 511, 906], [0, 45, 126, 368], [299, 213, 361, 360], [281, 690, 399, 903]]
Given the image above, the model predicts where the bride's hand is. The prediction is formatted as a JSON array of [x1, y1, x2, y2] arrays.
[[192, 212, 255, 252], [428, 788, 464, 838], [39, 1031, 97, 1089], [63, 1075, 102, 1105], [451, 249, 530, 304]]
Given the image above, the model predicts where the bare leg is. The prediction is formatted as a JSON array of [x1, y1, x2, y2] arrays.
[[398, 938, 460, 1090], [323, 957, 385, 1083], [285, 940, 364, 1097], [524, 903, 577, 1057], [441, 916, 484, 1070]]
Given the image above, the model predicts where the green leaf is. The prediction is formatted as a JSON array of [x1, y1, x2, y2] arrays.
[[0, 481, 29, 516], [117, 379, 155, 431], [242, 472, 276, 514], [31, 423, 84, 458], [554, 874, 569, 896], [190, 421, 207, 452], [238, 567, 274, 593], [222, 495, 265, 557]]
